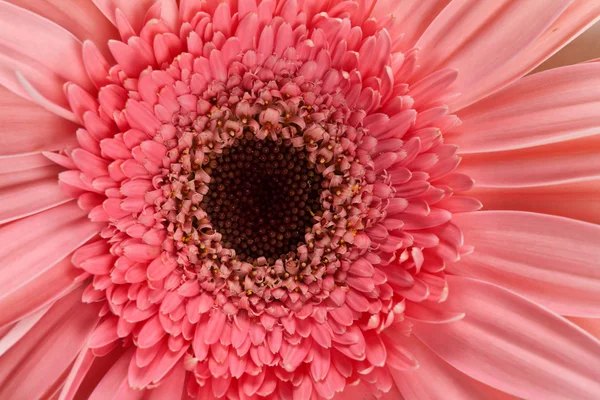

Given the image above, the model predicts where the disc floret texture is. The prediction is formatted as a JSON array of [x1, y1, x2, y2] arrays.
[[54, 2, 470, 398]]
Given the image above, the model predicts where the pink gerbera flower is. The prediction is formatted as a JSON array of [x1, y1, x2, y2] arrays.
[[1, 0, 600, 399]]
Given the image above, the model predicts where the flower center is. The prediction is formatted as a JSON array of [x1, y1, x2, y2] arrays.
[[202, 136, 322, 264]]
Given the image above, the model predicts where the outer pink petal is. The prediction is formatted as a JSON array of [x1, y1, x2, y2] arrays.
[[450, 62, 600, 153], [390, 334, 511, 400], [0, 86, 78, 156], [5, 0, 118, 59], [0, 2, 94, 104], [0, 164, 70, 224], [60, 346, 127, 400], [59, 344, 96, 400], [413, 275, 600, 400], [88, 349, 135, 400], [0, 153, 55, 174], [0, 201, 101, 295], [470, 179, 600, 225], [0, 49, 71, 112], [92, 0, 160, 33], [450, 0, 600, 111], [0, 286, 102, 400], [412, 0, 572, 110], [146, 362, 187, 399], [568, 317, 600, 341], [458, 134, 600, 187], [448, 211, 600, 317], [0, 257, 85, 328], [369, 0, 451, 52], [0, 307, 48, 357]]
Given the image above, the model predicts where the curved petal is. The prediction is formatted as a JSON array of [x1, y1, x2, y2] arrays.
[[0, 201, 101, 295], [5, 0, 118, 59], [0, 86, 77, 156], [0, 257, 85, 328], [450, 62, 600, 153], [390, 334, 512, 400], [0, 2, 93, 108], [146, 362, 187, 400], [0, 286, 102, 400], [92, 0, 160, 34], [458, 134, 600, 187], [568, 317, 600, 340], [0, 153, 55, 174], [0, 164, 70, 224], [413, 275, 600, 400], [58, 345, 95, 400], [470, 179, 600, 225], [448, 211, 600, 317], [448, 0, 600, 111], [369, 0, 451, 52], [0, 49, 70, 111], [59, 346, 127, 400], [412, 0, 572, 109], [88, 349, 135, 400], [0, 307, 48, 357]]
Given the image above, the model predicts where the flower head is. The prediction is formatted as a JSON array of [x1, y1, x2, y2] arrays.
[[1, 1, 600, 399]]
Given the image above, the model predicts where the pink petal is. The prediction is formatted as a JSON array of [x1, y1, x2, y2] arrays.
[[0, 164, 70, 224], [470, 178, 600, 225], [71, 148, 110, 178], [404, 302, 465, 324], [434, 196, 482, 213], [449, 211, 600, 317], [0, 153, 54, 174], [399, 208, 452, 230], [88, 317, 119, 349], [0, 286, 101, 400], [568, 316, 600, 341], [137, 315, 167, 348], [294, 375, 314, 400], [452, 62, 600, 153], [160, 0, 180, 33], [128, 345, 188, 388], [364, 331, 387, 367], [0, 86, 77, 156], [83, 40, 112, 89], [459, 134, 600, 187], [0, 202, 101, 295], [0, 2, 93, 100], [147, 254, 177, 281], [145, 361, 186, 400], [369, 0, 451, 53], [0, 307, 48, 357], [450, 1, 600, 111], [124, 100, 161, 136], [413, 275, 600, 399], [204, 310, 226, 345], [311, 322, 332, 348], [92, 0, 159, 33], [88, 349, 135, 400], [412, 0, 570, 111], [0, 257, 85, 328], [310, 344, 330, 381], [58, 345, 99, 400], [108, 38, 156, 77], [5, 0, 118, 59], [391, 334, 511, 400]]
